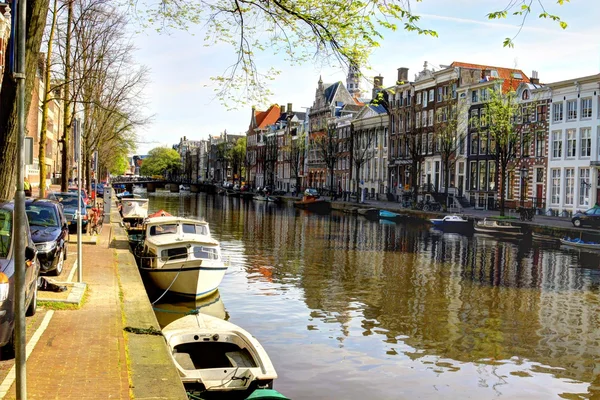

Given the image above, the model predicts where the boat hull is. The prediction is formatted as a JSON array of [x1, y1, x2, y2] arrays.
[[560, 238, 600, 250], [474, 226, 522, 236], [143, 264, 227, 298], [293, 200, 331, 212]]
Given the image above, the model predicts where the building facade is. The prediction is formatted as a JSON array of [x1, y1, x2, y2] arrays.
[[546, 74, 600, 215]]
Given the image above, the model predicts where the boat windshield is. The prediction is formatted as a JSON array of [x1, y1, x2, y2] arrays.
[[150, 224, 178, 235], [182, 223, 209, 235], [193, 246, 219, 260], [160, 247, 188, 262]]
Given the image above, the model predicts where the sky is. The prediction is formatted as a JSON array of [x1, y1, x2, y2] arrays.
[[130, 0, 600, 155]]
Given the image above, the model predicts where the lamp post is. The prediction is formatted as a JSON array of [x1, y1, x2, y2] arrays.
[[520, 166, 528, 207]]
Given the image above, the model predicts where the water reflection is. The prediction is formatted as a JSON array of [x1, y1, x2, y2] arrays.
[[153, 290, 227, 328], [147, 192, 600, 398]]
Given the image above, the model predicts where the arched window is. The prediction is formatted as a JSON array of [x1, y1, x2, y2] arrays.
[[522, 90, 530, 100]]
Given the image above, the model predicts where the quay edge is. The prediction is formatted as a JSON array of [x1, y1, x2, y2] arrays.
[[111, 203, 188, 399]]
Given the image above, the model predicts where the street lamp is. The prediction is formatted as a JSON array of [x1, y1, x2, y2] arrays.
[[520, 166, 528, 207]]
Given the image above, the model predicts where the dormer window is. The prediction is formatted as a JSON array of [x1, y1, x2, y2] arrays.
[[522, 90, 530, 100]]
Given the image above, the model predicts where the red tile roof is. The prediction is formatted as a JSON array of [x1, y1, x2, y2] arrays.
[[255, 105, 281, 129], [451, 61, 529, 92]]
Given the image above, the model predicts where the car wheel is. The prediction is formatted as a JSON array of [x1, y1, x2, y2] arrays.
[[26, 277, 38, 317], [53, 248, 64, 276], [573, 219, 582, 227], [1, 329, 15, 360], [64, 240, 68, 260]]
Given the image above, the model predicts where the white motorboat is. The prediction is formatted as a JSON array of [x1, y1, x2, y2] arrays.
[[162, 313, 277, 397], [138, 216, 227, 298], [429, 215, 472, 232], [474, 218, 522, 236]]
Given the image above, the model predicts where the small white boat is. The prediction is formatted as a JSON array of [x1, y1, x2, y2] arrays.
[[138, 216, 227, 298], [474, 218, 522, 236], [560, 237, 600, 250], [162, 313, 277, 396], [179, 185, 191, 192], [121, 198, 149, 220], [430, 214, 470, 226]]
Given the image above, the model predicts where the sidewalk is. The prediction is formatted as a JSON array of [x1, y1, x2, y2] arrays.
[[4, 224, 129, 399]]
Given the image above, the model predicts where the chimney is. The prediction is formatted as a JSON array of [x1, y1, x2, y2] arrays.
[[530, 70, 540, 85], [280, 104, 286, 114], [372, 75, 384, 99], [397, 67, 409, 84], [287, 103, 292, 113]]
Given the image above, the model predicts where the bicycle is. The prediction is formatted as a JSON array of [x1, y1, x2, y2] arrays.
[[518, 207, 535, 222]]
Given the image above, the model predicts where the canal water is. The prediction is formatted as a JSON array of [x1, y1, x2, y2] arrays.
[[143, 191, 600, 399]]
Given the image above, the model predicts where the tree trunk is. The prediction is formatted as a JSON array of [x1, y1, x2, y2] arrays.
[[60, 0, 74, 192], [355, 165, 361, 203], [443, 157, 450, 211], [499, 158, 506, 217], [0, 0, 51, 200]]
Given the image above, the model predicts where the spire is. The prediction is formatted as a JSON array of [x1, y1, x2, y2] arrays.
[[347, 63, 361, 97]]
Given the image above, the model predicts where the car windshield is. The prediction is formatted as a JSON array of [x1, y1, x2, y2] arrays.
[[68, 189, 86, 198], [57, 195, 84, 209], [26, 204, 59, 227], [0, 209, 12, 258]]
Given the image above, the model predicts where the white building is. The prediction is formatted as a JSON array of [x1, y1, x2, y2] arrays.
[[546, 74, 600, 215]]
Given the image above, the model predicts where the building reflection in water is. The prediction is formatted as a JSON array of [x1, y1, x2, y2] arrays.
[[147, 193, 600, 397]]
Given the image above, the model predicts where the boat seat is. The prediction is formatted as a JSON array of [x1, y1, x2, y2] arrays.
[[173, 351, 196, 370], [225, 350, 256, 368]]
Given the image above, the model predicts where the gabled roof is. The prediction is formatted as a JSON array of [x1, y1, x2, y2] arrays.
[[368, 104, 388, 114], [451, 61, 529, 92], [324, 82, 342, 104], [254, 105, 281, 129]]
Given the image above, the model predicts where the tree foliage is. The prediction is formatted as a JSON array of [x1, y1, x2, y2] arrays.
[[133, 0, 570, 107], [230, 136, 247, 181], [313, 124, 339, 195], [140, 147, 181, 176]]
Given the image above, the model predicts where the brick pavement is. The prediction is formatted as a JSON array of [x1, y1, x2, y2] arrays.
[[5, 225, 130, 399]]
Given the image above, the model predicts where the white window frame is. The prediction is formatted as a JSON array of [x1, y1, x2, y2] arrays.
[[552, 102, 563, 123], [579, 168, 591, 207], [428, 89, 434, 102], [564, 168, 574, 205], [580, 127, 591, 158], [566, 129, 576, 158], [581, 97, 592, 119], [552, 130, 563, 159], [551, 168, 561, 205], [567, 99, 577, 121]]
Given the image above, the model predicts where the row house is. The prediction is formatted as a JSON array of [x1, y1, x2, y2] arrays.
[[0, 3, 9, 91], [546, 73, 600, 215], [307, 74, 361, 190], [246, 104, 280, 188], [350, 103, 389, 198], [457, 63, 529, 210], [334, 114, 353, 192], [273, 104, 306, 193], [174, 136, 204, 182]]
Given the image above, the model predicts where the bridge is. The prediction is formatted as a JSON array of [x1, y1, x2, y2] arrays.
[[110, 177, 218, 194]]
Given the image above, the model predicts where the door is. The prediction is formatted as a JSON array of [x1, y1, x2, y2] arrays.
[[458, 176, 464, 197], [536, 184, 543, 208]]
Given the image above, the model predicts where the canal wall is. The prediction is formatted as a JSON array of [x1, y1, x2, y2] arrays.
[[110, 200, 188, 399]]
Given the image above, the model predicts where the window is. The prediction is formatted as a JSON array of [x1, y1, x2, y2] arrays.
[[564, 168, 575, 205], [521, 133, 529, 157], [422, 112, 427, 127], [470, 161, 477, 189], [0, 210, 12, 258], [471, 90, 479, 103], [551, 169, 561, 204], [423, 93, 428, 107], [479, 160, 487, 191], [161, 247, 188, 262], [415, 111, 421, 128], [182, 223, 209, 235], [480, 109, 487, 127], [579, 168, 591, 206], [536, 104, 547, 122], [580, 127, 591, 157], [429, 89, 434, 102], [416, 92, 422, 104], [480, 88, 488, 101], [507, 171, 514, 199], [552, 102, 563, 122], [535, 131, 544, 157], [488, 161, 496, 190], [437, 87, 443, 102], [567, 100, 577, 120], [193, 246, 219, 260], [567, 129, 576, 158], [451, 83, 457, 99], [471, 133, 479, 155], [428, 110, 434, 126], [552, 131, 562, 158], [582, 98, 592, 119], [470, 109, 478, 128], [480, 132, 487, 154]]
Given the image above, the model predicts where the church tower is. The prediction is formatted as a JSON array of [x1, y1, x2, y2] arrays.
[[346, 63, 361, 97]]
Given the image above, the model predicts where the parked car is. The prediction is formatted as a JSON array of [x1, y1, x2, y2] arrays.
[[0, 201, 40, 358], [571, 207, 600, 227], [68, 187, 90, 205], [304, 188, 320, 198], [25, 199, 69, 276], [48, 192, 89, 234]]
